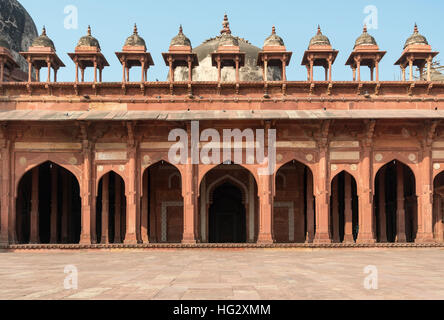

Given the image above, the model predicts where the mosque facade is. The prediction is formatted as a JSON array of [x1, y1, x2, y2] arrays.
[[0, 0, 444, 248]]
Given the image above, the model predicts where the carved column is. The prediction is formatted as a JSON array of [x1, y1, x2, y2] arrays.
[[50, 165, 58, 243], [257, 173, 273, 244], [344, 173, 354, 243], [29, 167, 39, 244], [314, 122, 331, 244], [416, 144, 435, 242], [101, 173, 109, 244], [182, 162, 197, 243], [331, 177, 340, 243], [124, 145, 138, 244], [305, 171, 315, 243], [357, 125, 376, 243], [378, 168, 387, 242], [80, 138, 92, 244], [0, 59, 4, 82], [0, 138, 10, 244], [396, 162, 407, 242]]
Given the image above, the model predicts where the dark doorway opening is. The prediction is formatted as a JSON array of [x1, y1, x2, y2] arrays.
[[209, 182, 246, 243]]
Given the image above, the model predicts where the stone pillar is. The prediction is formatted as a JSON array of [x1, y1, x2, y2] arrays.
[[124, 146, 138, 244], [378, 168, 387, 242], [314, 145, 331, 243], [0, 140, 11, 244], [141, 172, 149, 243], [331, 177, 340, 243], [408, 59, 413, 81], [257, 172, 273, 244], [61, 173, 69, 243], [328, 58, 332, 82], [433, 194, 443, 242], [29, 167, 39, 244], [0, 60, 4, 82], [80, 140, 92, 244], [357, 146, 376, 243], [309, 60, 314, 82], [396, 162, 407, 242], [305, 171, 315, 243], [416, 145, 434, 242], [375, 60, 379, 82], [50, 165, 58, 243], [101, 174, 109, 244], [182, 162, 197, 244], [427, 56, 432, 82], [344, 173, 354, 243], [114, 176, 121, 243]]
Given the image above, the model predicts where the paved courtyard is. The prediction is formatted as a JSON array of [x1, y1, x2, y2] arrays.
[[0, 248, 443, 300]]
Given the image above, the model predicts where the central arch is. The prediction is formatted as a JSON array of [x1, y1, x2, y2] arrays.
[[199, 163, 258, 243], [209, 182, 246, 243]]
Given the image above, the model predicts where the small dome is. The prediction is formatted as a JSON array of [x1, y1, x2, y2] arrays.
[[264, 26, 285, 46], [218, 14, 239, 46], [31, 26, 55, 50], [404, 24, 429, 49], [170, 25, 191, 47], [77, 26, 101, 49], [354, 25, 377, 48], [309, 25, 331, 48], [124, 24, 146, 47]]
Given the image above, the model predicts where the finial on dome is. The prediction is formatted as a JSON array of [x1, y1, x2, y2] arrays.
[[363, 24, 367, 33], [87, 25, 91, 36], [42, 26, 47, 36], [221, 13, 231, 34], [317, 25, 322, 34], [272, 26, 276, 35], [133, 23, 138, 35], [179, 24, 183, 34], [414, 23, 418, 33]]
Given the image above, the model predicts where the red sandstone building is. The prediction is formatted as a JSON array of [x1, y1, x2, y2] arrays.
[[0, 1, 444, 248]]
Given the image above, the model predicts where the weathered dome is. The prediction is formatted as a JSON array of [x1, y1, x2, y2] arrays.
[[170, 25, 191, 47], [124, 24, 146, 48], [404, 24, 429, 49], [264, 26, 285, 47], [31, 26, 55, 50], [354, 25, 377, 48], [174, 15, 280, 82], [0, 0, 38, 72], [309, 26, 331, 48], [77, 26, 101, 49]]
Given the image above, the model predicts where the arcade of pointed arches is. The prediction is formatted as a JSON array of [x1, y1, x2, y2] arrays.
[[2, 154, 444, 245]]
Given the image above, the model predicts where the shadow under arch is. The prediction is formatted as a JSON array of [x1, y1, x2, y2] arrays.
[[274, 159, 315, 243], [374, 159, 417, 243], [96, 171, 126, 244], [16, 161, 81, 244], [140, 160, 183, 243], [432, 171, 444, 241], [330, 170, 359, 243], [199, 163, 258, 243]]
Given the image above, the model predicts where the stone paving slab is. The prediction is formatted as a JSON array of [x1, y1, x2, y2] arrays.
[[0, 248, 443, 300]]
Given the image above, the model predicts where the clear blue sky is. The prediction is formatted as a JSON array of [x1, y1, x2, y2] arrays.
[[19, 0, 444, 82]]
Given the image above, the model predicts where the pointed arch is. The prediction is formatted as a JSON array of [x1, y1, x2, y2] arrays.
[[16, 161, 81, 244], [15, 156, 81, 198], [206, 174, 249, 204], [330, 171, 359, 243], [373, 160, 417, 243]]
